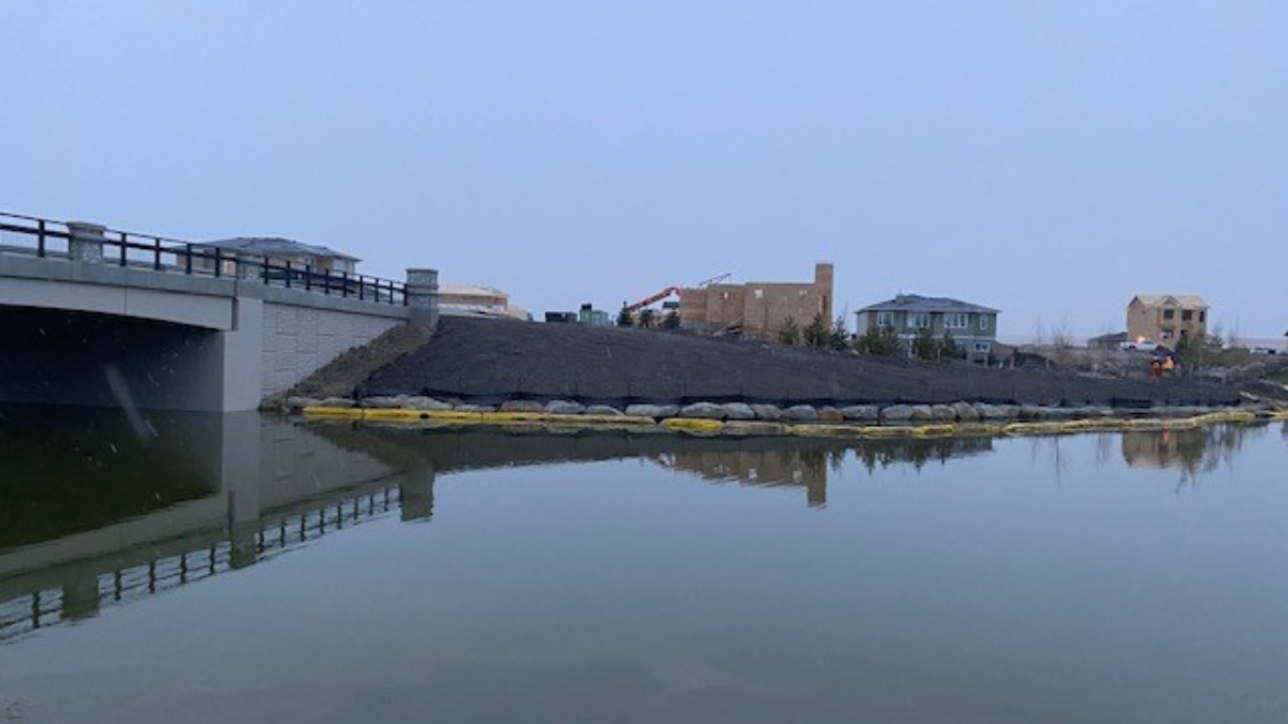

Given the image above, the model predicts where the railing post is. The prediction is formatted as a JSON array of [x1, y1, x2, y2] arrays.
[[118, 232, 128, 267], [405, 268, 439, 328], [214, 247, 222, 277], [358, 275, 364, 301], [185, 243, 193, 274], [341, 271, 348, 298], [285, 260, 292, 289], [153, 237, 162, 270], [36, 219, 46, 257], [323, 269, 331, 295], [305, 266, 312, 291]]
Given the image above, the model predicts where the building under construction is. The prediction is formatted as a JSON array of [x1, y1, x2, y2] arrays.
[[678, 262, 834, 339]]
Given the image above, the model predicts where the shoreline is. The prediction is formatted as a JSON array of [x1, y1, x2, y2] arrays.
[[300, 404, 1287, 440]]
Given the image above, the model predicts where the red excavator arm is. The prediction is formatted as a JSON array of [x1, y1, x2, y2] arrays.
[[624, 286, 680, 314]]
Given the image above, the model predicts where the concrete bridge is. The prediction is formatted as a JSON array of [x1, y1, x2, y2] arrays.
[[0, 213, 439, 412]]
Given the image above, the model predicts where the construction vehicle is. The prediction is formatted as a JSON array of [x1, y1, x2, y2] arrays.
[[623, 286, 681, 314]]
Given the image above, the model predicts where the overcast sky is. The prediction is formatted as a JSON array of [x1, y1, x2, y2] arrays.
[[3, 1, 1284, 339]]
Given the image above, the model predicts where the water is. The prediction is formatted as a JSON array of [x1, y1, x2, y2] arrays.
[[2, 408, 1286, 723]]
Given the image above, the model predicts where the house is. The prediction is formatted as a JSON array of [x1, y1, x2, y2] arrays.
[[439, 283, 531, 321], [678, 263, 833, 339], [1126, 294, 1208, 348], [855, 294, 1000, 360], [194, 237, 359, 276]]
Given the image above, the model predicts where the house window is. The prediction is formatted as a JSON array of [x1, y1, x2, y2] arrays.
[[1199, 311, 1206, 322], [978, 316, 990, 331], [908, 313, 930, 329], [875, 311, 894, 327], [1182, 310, 1193, 321], [945, 313, 968, 329], [753, 289, 764, 300], [973, 342, 991, 353], [1163, 309, 1175, 320]]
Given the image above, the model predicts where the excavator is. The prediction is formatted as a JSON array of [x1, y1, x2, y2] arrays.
[[622, 273, 730, 314]]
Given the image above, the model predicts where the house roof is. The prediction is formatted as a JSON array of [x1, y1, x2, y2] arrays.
[[858, 294, 999, 315], [1129, 294, 1208, 309], [200, 237, 360, 262]]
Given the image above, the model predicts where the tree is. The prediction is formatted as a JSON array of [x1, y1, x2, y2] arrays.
[[662, 309, 681, 329], [638, 308, 656, 329], [829, 316, 850, 351], [912, 325, 938, 360], [856, 323, 902, 356], [803, 312, 829, 348], [616, 307, 633, 327], [938, 331, 960, 359], [777, 316, 800, 346]]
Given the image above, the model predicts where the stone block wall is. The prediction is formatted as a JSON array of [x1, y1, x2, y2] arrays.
[[260, 301, 403, 398]]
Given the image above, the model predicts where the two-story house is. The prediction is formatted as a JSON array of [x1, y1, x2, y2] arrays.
[[855, 294, 1000, 359], [1126, 294, 1208, 348]]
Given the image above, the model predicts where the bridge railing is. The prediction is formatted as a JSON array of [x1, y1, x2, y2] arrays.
[[0, 212, 408, 306]]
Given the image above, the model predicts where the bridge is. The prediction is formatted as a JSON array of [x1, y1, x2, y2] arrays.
[[0, 213, 440, 412]]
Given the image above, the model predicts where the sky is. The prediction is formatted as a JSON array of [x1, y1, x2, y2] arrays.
[[2, 1, 1285, 340]]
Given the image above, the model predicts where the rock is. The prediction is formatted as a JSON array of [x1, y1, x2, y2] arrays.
[[320, 397, 354, 408], [930, 404, 956, 421], [841, 405, 879, 421], [1037, 407, 1077, 420], [546, 400, 587, 415], [500, 400, 546, 413], [750, 404, 783, 421], [285, 396, 323, 411], [454, 404, 497, 413], [909, 405, 934, 421], [974, 403, 1006, 420], [585, 404, 624, 416], [997, 404, 1021, 419], [951, 401, 979, 421], [624, 404, 680, 418], [783, 405, 820, 422], [407, 396, 452, 411], [361, 395, 407, 409], [722, 402, 757, 421], [881, 404, 915, 422], [680, 402, 727, 420], [1019, 404, 1042, 420], [818, 406, 845, 424]]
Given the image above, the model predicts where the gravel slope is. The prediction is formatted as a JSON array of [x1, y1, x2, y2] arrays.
[[363, 316, 1241, 408]]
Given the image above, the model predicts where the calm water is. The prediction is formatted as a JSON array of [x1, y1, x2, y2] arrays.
[[2, 408, 1286, 724]]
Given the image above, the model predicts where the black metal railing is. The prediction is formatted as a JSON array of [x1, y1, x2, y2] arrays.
[[0, 211, 407, 306]]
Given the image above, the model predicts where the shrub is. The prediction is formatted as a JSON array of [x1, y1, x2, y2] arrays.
[[616, 307, 633, 327], [777, 316, 800, 346], [803, 312, 829, 348], [856, 324, 902, 356]]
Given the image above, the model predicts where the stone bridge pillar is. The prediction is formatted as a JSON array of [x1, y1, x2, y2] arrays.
[[406, 268, 439, 329], [66, 221, 107, 263]]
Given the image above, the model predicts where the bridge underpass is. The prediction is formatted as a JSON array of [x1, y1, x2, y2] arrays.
[[0, 305, 231, 411]]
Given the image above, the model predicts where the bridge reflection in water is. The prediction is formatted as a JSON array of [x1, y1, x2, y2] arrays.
[[4, 413, 1264, 644]]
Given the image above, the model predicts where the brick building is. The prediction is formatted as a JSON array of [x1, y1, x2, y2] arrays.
[[678, 263, 833, 338]]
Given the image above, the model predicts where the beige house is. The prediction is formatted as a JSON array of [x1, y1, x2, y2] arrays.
[[1126, 294, 1208, 347], [438, 283, 531, 321], [678, 263, 833, 339]]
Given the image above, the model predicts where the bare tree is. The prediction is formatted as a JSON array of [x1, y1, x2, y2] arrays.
[[1050, 316, 1075, 368]]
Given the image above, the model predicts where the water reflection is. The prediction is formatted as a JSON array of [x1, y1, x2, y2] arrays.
[[1121, 424, 1266, 486], [0, 409, 1271, 646]]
